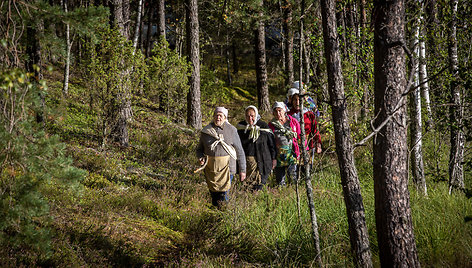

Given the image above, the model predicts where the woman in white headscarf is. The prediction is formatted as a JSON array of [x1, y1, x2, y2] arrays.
[[196, 107, 246, 207], [236, 105, 276, 190]]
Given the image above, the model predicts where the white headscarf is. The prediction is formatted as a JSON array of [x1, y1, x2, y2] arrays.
[[214, 107, 228, 118], [272, 101, 287, 112], [245, 105, 261, 126]]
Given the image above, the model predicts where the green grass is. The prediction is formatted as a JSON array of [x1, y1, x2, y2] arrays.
[[2, 66, 471, 267]]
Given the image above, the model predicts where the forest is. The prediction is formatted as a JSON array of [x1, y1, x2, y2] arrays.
[[1, 0, 471, 266]]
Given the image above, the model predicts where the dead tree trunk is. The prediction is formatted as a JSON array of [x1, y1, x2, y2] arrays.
[[186, 0, 202, 129], [373, 0, 420, 266], [320, 0, 373, 265], [448, 0, 465, 193]]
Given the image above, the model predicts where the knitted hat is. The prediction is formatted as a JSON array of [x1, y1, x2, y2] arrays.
[[214, 107, 228, 118]]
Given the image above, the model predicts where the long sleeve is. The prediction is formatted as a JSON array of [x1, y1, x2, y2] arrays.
[[231, 126, 246, 173], [196, 133, 205, 159]]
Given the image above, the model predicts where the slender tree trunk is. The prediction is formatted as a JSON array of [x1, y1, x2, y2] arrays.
[[298, 2, 322, 266], [254, 0, 270, 112], [132, 0, 144, 51], [283, 0, 294, 86], [410, 17, 427, 195], [448, 0, 465, 193], [157, 0, 166, 41], [359, 0, 369, 119], [373, 0, 420, 266], [145, 1, 154, 57], [63, 0, 71, 96], [26, 22, 44, 124], [186, 0, 202, 129], [226, 35, 232, 86], [320, 0, 373, 265], [303, 36, 310, 85], [232, 41, 239, 74], [418, 20, 433, 130]]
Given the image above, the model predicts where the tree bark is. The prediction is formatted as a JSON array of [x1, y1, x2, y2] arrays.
[[157, 0, 166, 41], [448, 0, 465, 193], [298, 2, 322, 267], [186, 0, 202, 129], [145, 0, 154, 57], [62, 0, 71, 96], [359, 0, 369, 119], [410, 16, 427, 195], [373, 0, 420, 266], [283, 0, 294, 86], [418, 20, 433, 130], [254, 0, 270, 112], [132, 0, 144, 51], [111, 0, 132, 146], [320, 0, 373, 266]]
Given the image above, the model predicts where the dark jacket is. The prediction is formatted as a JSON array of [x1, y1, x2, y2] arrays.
[[237, 120, 276, 177]]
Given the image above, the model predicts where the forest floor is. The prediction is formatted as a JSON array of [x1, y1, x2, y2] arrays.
[[5, 64, 472, 267]]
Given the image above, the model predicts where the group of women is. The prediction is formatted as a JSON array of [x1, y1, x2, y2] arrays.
[[196, 82, 322, 206]]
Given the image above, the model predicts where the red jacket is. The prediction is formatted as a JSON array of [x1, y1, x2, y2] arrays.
[[288, 108, 321, 149]]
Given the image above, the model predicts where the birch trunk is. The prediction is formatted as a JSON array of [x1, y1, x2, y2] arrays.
[[448, 0, 465, 193], [62, 0, 71, 96], [320, 0, 372, 265], [410, 17, 427, 195]]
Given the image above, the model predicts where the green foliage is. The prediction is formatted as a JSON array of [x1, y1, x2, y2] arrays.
[[145, 39, 190, 122], [0, 68, 85, 264], [86, 26, 146, 146]]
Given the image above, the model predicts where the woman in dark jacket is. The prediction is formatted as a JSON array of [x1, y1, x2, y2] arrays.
[[237, 105, 276, 190]]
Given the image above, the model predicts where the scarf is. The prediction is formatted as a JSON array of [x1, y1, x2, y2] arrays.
[[270, 118, 297, 140], [202, 124, 237, 160], [236, 123, 273, 142]]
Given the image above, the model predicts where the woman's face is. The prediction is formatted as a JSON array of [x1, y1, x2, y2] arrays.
[[245, 108, 257, 125], [213, 112, 226, 126], [291, 94, 300, 111], [273, 107, 285, 121]]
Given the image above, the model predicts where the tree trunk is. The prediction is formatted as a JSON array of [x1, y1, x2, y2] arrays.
[[303, 35, 310, 86], [410, 17, 427, 195], [254, 0, 270, 112], [359, 0, 369, 119], [320, 0, 373, 266], [26, 22, 44, 124], [157, 0, 166, 41], [111, 0, 132, 146], [145, 0, 154, 57], [373, 0, 420, 266], [418, 16, 433, 130], [299, 2, 322, 267], [186, 0, 202, 129], [132, 0, 144, 51], [283, 0, 294, 86], [62, 0, 71, 96], [232, 41, 239, 74], [448, 0, 465, 193]]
